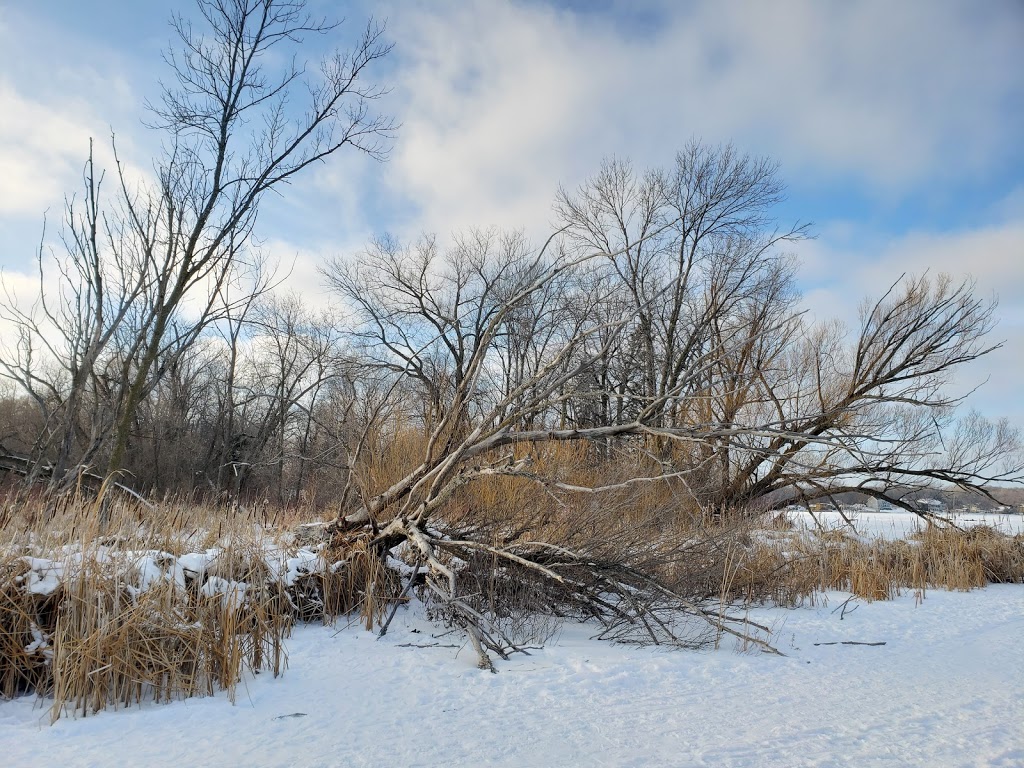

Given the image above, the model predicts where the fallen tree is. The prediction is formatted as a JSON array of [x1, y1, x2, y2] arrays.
[[0, 450, 154, 512], [320, 160, 1021, 666]]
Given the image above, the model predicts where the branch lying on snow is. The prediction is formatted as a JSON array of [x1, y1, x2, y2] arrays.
[[396, 643, 461, 649], [813, 641, 886, 647], [369, 518, 782, 669]]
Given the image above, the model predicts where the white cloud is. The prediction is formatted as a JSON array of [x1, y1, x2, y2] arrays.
[[376, 1, 600, 236], [0, 83, 99, 215], [0, 6, 151, 232], [260, 236, 365, 314], [0, 257, 69, 362], [373, 0, 1023, 239]]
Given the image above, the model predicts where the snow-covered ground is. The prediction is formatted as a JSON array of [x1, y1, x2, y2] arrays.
[[2, 585, 1022, 767], [788, 508, 1024, 541]]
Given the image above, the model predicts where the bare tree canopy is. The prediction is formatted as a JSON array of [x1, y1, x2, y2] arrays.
[[0, 0, 394, 490], [314, 146, 1021, 666]]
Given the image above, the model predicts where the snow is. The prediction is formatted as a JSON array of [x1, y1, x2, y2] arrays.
[[2, 586, 1022, 767], [177, 550, 216, 580], [132, 551, 187, 592], [18, 558, 63, 595], [787, 508, 1024, 541], [199, 576, 249, 611], [281, 549, 324, 587]]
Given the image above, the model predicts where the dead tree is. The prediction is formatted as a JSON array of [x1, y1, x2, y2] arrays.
[[322, 166, 1021, 665], [323, 225, 790, 667], [703, 273, 1024, 515], [553, 147, 1022, 516]]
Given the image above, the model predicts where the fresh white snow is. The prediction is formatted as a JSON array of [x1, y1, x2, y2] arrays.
[[2, 585, 1022, 767], [788, 508, 1024, 541]]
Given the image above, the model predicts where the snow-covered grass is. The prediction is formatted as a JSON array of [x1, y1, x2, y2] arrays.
[[2, 586, 1022, 767], [2, 496, 1023, 765]]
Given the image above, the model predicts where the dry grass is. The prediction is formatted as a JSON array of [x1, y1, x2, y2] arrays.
[[3, 439, 1022, 720], [710, 522, 1024, 605], [0, 489, 395, 720], [0, 555, 56, 699]]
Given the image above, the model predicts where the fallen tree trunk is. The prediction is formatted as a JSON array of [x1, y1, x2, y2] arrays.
[[0, 452, 155, 512]]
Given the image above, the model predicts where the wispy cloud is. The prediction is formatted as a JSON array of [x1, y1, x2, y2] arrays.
[[372, 0, 1023, 237], [0, 84, 100, 216]]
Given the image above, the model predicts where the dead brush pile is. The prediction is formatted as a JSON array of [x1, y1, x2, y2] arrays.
[[0, 494, 395, 720], [397, 460, 1024, 654], [424, 474, 784, 651]]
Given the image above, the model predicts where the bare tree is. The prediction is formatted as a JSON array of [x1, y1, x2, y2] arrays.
[[0, 146, 148, 487], [103, 0, 394, 473], [0, 0, 394, 490], [226, 294, 345, 501], [707, 273, 1024, 516], [554, 143, 809, 434], [319, 147, 1021, 665], [128, 338, 223, 492], [323, 224, 785, 667]]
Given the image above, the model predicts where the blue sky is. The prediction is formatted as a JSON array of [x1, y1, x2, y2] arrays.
[[1, 0, 1022, 424]]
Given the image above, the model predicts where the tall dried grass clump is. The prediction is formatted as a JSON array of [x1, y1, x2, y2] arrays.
[[914, 525, 1024, 588], [0, 554, 58, 698], [0, 490, 387, 721], [4, 545, 293, 721], [708, 519, 1024, 604], [295, 534, 400, 629]]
